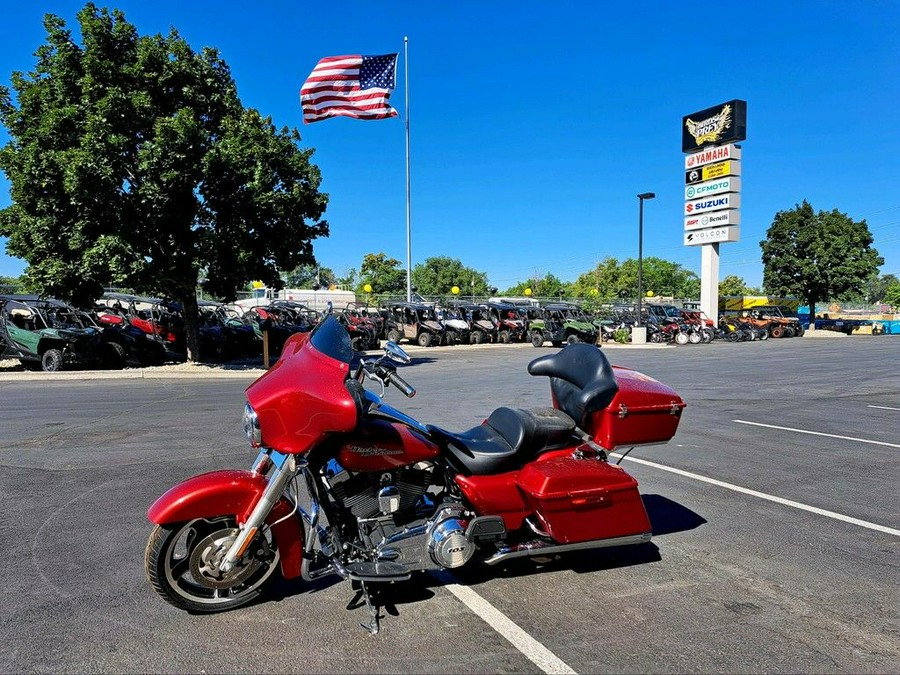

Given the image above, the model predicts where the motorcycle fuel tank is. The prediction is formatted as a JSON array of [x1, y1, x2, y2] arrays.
[[337, 418, 440, 471]]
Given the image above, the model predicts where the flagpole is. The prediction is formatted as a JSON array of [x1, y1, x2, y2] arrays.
[[404, 36, 412, 302]]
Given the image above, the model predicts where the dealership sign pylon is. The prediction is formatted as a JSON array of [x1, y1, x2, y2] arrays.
[[681, 99, 747, 322]]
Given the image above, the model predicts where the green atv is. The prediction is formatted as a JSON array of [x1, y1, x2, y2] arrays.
[[529, 303, 599, 347], [0, 296, 118, 372]]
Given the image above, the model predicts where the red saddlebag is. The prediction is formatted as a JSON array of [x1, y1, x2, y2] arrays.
[[517, 455, 651, 544], [590, 366, 686, 450]]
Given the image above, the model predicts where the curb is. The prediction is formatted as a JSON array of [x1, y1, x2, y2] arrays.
[[0, 368, 266, 382]]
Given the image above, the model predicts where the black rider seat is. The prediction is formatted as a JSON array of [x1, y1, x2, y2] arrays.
[[427, 344, 620, 476], [427, 407, 576, 475]]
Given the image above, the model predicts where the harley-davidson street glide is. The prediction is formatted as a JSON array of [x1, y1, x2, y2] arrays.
[[145, 314, 686, 632]]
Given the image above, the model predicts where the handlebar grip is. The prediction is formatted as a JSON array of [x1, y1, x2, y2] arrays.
[[386, 370, 416, 398]]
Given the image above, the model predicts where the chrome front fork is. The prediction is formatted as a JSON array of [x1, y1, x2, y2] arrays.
[[219, 452, 298, 573]]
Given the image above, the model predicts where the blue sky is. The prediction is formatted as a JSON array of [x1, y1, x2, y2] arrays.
[[1, 0, 898, 291]]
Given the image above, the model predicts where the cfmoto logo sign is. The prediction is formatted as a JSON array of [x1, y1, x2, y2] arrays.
[[686, 186, 696, 198]]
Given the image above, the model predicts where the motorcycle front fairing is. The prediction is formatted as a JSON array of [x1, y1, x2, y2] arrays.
[[245, 317, 359, 455]]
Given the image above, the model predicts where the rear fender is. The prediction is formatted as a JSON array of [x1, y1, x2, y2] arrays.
[[147, 469, 304, 580]]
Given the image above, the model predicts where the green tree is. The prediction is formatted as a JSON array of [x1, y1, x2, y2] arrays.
[[411, 256, 489, 298], [283, 264, 335, 289], [572, 256, 623, 300], [357, 252, 405, 296], [336, 267, 357, 290], [839, 273, 899, 304], [0, 5, 328, 360], [883, 282, 900, 310], [0, 274, 25, 293], [639, 257, 700, 299], [760, 201, 883, 315], [719, 274, 751, 296], [503, 273, 571, 300]]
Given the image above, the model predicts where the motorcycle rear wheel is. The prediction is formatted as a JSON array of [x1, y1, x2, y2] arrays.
[[145, 516, 281, 614]]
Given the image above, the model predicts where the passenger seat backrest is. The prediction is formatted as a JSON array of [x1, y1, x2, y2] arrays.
[[526, 344, 619, 428]]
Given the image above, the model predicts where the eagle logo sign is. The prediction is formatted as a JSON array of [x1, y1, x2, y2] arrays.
[[685, 104, 732, 146]]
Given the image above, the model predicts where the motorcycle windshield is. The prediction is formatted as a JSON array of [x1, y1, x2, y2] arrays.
[[245, 315, 357, 454]]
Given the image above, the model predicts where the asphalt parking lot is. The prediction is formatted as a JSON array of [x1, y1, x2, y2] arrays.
[[0, 336, 898, 674]]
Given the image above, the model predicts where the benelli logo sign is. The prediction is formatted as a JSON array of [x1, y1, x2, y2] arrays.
[[684, 194, 739, 215], [347, 445, 404, 456], [685, 209, 741, 230]]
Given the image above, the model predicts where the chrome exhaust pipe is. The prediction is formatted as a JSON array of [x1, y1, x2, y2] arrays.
[[483, 531, 652, 566]]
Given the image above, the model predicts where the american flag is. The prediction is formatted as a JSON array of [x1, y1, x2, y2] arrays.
[[300, 54, 399, 124]]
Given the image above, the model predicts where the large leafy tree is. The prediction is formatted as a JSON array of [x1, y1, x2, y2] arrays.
[[411, 256, 490, 297], [357, 252, 406, 296], [0, 274, 25, 293], [839, 273, 899, 304], [570, 256, 699, 300], [0, 4, 328, 360], [884, 282, 900, 311], [760, 201, 883, 315], [719, 274, 752, 296], [283, 264, 335, 289], [571, 256, 623, 300], [503, 273, 571, 299]]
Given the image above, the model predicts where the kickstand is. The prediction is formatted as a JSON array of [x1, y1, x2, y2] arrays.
[[357, 581, 381, 635]]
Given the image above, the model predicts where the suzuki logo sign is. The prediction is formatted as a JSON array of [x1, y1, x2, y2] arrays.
[[684, 194, 740, 216]]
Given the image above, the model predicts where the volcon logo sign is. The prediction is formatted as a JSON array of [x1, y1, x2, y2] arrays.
[[684, 225, 741, 246]]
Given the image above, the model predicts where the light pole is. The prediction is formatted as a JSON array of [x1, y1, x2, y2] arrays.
[[636, 192, 655, 334]]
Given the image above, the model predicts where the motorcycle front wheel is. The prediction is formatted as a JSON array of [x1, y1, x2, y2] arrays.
[[145, 516, 281, 614]]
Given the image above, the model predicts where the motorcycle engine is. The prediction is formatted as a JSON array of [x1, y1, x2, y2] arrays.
[[325, 462, 434, 520], [324, 462, 476, 570]]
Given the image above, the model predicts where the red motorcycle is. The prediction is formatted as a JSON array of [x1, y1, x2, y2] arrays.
[[145, 315, 686, 632]]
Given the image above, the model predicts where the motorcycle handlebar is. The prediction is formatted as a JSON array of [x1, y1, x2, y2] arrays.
[[385, 369, 416, 398]]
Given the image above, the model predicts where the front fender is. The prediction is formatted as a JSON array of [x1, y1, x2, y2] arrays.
[[147, 469, 304, 580]]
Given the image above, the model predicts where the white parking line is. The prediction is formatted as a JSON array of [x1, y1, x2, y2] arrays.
[[611, 454, 900, 537], [868, 404, 900, 412], [733, 419, 900, 449], [430, 570, 577, 675]]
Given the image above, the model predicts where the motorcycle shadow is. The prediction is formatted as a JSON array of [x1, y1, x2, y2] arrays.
[[267, 495, 706, 613], [642, 493, 707, 536], [441, 494, 707, 584]]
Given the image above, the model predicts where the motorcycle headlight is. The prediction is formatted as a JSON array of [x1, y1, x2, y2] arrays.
[[242, 403, 263, 448]]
